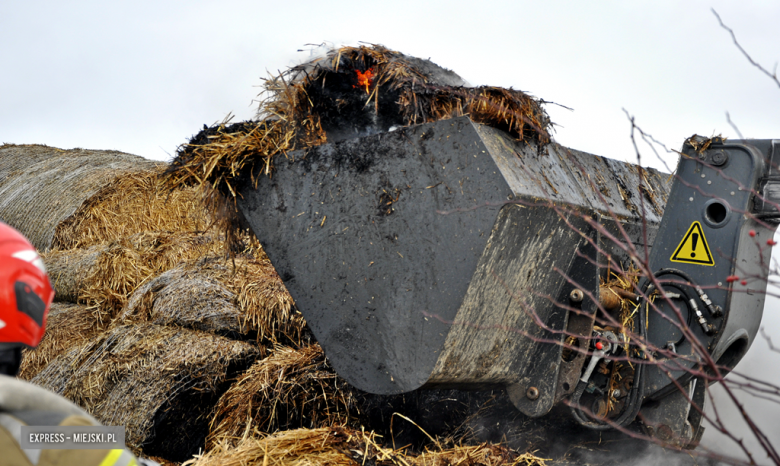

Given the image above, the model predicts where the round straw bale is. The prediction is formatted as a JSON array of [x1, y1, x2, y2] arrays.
[[53, 168, 212, 250], [207, 344, 356, 447], [0, 144, 158, 251], [117, 265, 249, 338], [48, 231, 225, 316], [18, 302, 106, 380], [207, 344, 524, 452], [195, 256, 302, 345], [42, 229, 298, 339], [42, 245, 102, 302], [31, 323, 260, 461]]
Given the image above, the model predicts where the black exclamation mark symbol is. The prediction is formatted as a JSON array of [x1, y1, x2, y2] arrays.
[[691, 233, 699, 258]]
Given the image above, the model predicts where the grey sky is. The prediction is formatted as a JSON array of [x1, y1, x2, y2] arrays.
[[2, 1, 778, 168], [2, 0, 779, 461]]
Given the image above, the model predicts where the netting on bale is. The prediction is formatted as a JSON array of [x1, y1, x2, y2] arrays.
[[117, 265, 246, 336], [31, 323, 260, 461], [17, 302, 106, 381], [193, 255, 302, 345], [0, 144, 159, 251]]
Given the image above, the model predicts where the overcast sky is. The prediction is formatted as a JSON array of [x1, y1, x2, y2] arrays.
[[2, 0, 779, 462], [2, 1, 779, 169]]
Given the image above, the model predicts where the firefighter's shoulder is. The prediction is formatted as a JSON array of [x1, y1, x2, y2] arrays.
[[0, 375, 148, 466]]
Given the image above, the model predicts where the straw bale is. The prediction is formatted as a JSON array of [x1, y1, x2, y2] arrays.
[[206, 346, 547, 455], [42, 245, 103, 302], [139, 253, 302, 344], [46, 231, 225, 316], [105, 246, 301, 344], [163, 45, 551, 244], [31, 322, 260, 460], [189, 427, 547, 466], [0, 144, 157, 251], [194, 255, 302, 345], [207, 344, 355, 446], [168, 46, 551, 197], [52, 167, 212, 250], [18, 302, 106, 380], [43, 229, 299, 342], [116, 265, 249, 338], [192, 427, 374, 466], [269, 45, 551, 145]]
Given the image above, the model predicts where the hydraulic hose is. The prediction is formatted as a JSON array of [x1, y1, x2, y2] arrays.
[[653, 268, 722, 318], [570, 267, 717, 429], [569, 270, 660, 430], [569, 341, 646, 430]]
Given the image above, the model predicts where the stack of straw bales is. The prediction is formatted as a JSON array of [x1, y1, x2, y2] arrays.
[[4, 144, 301, 462]]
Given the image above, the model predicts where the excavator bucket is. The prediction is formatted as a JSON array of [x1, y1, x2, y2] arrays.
[[172, 44, 778, 445], [237, 116, 671, 417]]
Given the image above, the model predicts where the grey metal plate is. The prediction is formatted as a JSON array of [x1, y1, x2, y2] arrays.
[[239, 118, 512, 394]]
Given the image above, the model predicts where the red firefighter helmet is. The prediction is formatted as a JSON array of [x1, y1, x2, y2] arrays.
[[0, 221, 53, 348]]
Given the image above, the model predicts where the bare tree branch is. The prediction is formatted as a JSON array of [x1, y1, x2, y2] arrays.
[[712, 9, 780, 90], [726, 112, 745, 140]]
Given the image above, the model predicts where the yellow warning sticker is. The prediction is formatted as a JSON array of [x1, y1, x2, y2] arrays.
[[670, 221, 715, 266]]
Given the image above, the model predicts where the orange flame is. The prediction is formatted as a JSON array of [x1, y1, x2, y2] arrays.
[[354, 68, 375, 94]]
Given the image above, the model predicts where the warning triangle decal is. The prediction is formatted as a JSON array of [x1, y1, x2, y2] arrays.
[[670, 221, 715, 266]]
